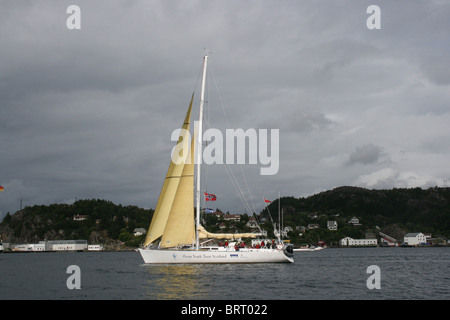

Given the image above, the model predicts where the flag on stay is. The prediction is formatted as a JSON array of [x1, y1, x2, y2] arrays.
[[264, 197, 271, 203], [204, 192, 217, 201], [0, 186, 4, 191]]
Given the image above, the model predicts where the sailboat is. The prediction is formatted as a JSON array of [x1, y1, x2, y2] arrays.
[[138, 55, 294, 264]]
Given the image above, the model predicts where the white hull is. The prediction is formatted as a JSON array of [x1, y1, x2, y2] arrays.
[[138, 247, 294, 264]]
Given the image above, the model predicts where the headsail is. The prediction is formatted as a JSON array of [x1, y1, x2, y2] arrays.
[[143, 94, 194, 247], [160, 128, 196, 248]]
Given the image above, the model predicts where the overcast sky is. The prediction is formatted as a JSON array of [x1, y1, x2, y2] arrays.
[[1, 0, 450, 220]]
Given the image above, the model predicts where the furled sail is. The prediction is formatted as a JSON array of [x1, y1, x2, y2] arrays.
[[197, 225, 261, 240], [143, 95, 194, 247]]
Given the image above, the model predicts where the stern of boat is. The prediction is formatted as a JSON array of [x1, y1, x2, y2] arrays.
[[283, 243, 294, 260]]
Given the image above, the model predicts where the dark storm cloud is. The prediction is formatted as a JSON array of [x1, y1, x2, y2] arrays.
[[1, 1, 450, 219]]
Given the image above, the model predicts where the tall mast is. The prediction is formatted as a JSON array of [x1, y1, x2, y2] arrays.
[[195, 54, 208, 249]]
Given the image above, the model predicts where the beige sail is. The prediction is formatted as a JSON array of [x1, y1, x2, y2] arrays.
[[143, 95, 193, 247], [160, 129, 196, 248], [197, 225, 260, 240]]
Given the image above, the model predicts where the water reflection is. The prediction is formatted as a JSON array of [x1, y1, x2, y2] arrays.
[[141, 263, 295, 300], [142, 264, 209, 299]]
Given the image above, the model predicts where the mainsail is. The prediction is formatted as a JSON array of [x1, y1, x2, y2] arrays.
[[143, 95, 194, 247], [197, 225, 259, 240]]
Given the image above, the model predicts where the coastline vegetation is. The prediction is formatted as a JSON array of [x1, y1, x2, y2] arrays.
[[1, 186, 449, 248]]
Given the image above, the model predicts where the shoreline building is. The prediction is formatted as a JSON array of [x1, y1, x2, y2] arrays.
[[403, 233, 427, 246], [9, 240, 88, 252], [340, 237, 377, 247]]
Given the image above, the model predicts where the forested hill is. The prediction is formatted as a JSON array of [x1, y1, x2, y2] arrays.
[[0, 199, 153, 246], [265, 186, 450, 240], [1, 187, 450, 246]]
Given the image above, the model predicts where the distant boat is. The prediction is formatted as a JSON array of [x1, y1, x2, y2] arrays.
[[294, 245, 324, 252], [138, 54, 294, 264]]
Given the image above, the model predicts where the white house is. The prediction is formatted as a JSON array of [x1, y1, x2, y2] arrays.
[[340, 237, 377, 246], [246, 217, 258, 229], [223, 214, 240, 222], [307, 223, 320, 230], [11, 243, 45, 252], [31, 243, 46, 251], [327, 221, 338, 230], [88, 244, 104, 251], [403, 232, 427, 246], [73, 214, 88, 221], [348, 216, 361, 226], [134, 228, 147, 236], [48, 240, 87, 251]]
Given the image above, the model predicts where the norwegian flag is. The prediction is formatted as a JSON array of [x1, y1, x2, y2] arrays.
[[264, 197, 271, 203], [204, 192, 217, 201]]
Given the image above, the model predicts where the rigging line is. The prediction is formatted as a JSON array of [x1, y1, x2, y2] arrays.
[[210, 64, 258, 217], [241, 166, 258, 215], [209, 65, 231, 126], [223, 163, 255, 225], [265, 203, 276, 231], [221, 159, 249, 211], [191, 59, 205, 95], [205, 61, 262, 235], [225, 166, 263, 233], [203, 77, 210, 198], [219, 161, 251, 214], [189, 61, 204, 224], [221, 160, 263, 235], [201, 63, 211, 196], [192, 58, 206, 211]]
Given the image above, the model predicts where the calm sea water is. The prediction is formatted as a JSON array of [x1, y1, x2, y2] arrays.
[[1, 247, 449, 300]]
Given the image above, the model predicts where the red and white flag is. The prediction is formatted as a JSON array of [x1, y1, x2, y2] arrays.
[[204, 192, 217, 201]]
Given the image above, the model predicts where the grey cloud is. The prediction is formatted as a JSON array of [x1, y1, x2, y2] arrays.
[[354, 168, 440, 189], [420, 54, 450, 85], [285, 112, 333, 133], [257, 110, 333, 135], [346, 144, 383, 166]]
